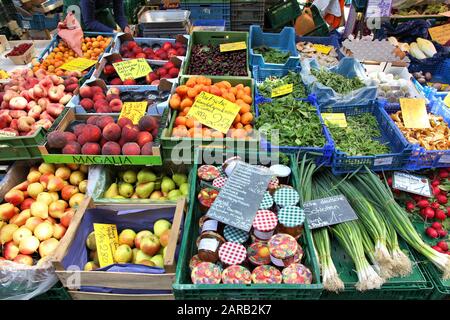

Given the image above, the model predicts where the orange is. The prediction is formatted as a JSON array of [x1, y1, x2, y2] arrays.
[[186, 78, 197, 87], [244, 124, 253, 133], [175, 116, 187, 127], [244, 86, 251, 95], [187, 88, 198, 99], [176, 85, 189, 96], [240, 112, 253, 125], [180, 97, 193, 109], [242, 95, 252, 104], [233, 113, 241, 125], [169, 94, 181, 109], [239, 103, 251, 115], [231, 128, 247, 139], [234, 123, 243, 129], [209, 85, 222, 96], [186, 117, 201, 129]]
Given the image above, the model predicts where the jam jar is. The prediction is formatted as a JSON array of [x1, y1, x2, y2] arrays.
[[222, 156, 242, 177], [196, 231, 226, 263], [221, 265, 252, 284], [218, 242, 247, 267], [268, 233, 298, 268], [251, 265, 282, 284], [276, 206, 305, 239], [252, 209, 278, 241], [197, 165, 221, 182], [199, 215, 224, 235], [282, 263, 313, 284], [191, 262, 222, 284], [198, 187, 219, 213]]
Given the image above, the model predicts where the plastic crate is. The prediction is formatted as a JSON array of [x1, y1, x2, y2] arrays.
[[321, 240, 434, 300], [192, 19, 226, 31], [181, 3, 230, 21], [384, 100, 450, 170], [15, 13, 60, 30], [173, 151, 323, 299], [409, 59, 450, 97], [32, 282, 71, 300], [249, 25, 300, 69], [321, 100, 414, 174], [296, 35, 345, 60], [182, 0, 229, 3], [265, 0, 301, 29], [231, 0, 265, 22], [255, 95, 334, 165]]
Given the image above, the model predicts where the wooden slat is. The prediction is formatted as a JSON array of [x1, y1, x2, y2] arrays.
[[164, 198, 185, 273], [69, 291, 174, 300]]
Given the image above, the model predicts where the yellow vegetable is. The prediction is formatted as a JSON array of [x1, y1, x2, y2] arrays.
[[409, 42, 427, 60], [416, 38, 437, 58]]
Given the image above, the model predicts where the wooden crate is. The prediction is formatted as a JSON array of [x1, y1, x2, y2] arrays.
[[51, 197, 185, 300]]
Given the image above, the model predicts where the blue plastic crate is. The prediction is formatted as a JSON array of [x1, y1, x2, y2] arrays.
[[321, 100, 413, 174], [409, 58, 450, 95], [255, 95, 334, 165], [192, 19, 226, 31], [181, 3, 230, 21], [249, 25, 300, 69], [15, 13, 60, 31], [296, 35, 344, 60], [384, 99, 450, 170]]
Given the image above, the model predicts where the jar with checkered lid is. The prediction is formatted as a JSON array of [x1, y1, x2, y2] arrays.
[[259, 191, 274, 210], [270, 164, 291, 185], [223, 225, 249, 244], [268, 233, 298, 268], [198, 187, 219, 213], [199, 215, 224, 235], [273, 187, 300, 208], [276, 206, 305, 239], [196, 231, 226, 263], [252, 209, 278, 241], [218, 242, 247, 267]]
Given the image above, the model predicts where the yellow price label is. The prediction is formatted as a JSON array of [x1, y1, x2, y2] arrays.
[[119, 101, 148, 124], [113, 58, 152, 81], [220, 41, 247, 52], [444, 93, 450, 108], [313, 44, 333, 55], [271, 84, 293, 98], [428, 24, 450, 46], [322, 113, 348, 127], [187, 91, 240, 134], [400, 98, 430, 129], [60, 58, 97, 71], [94, 223, 119, 268]]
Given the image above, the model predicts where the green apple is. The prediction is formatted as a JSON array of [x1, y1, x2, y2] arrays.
[[113, 244, 132, 263], [150, 254, 164, 268], [153, 219, 171, 237]]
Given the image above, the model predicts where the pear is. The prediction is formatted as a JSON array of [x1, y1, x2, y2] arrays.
[[137, 169, 157, 183], [123, 170, 137, 184], [179, 183, 189, 196], [161, 177, 176, 193], [104, 183, 119, 198], [136, 182, 155, 199], [119, 183, 134, 198], [168, 189, 182, 201], [172, 173, 188, 187], [112, 195, 126, 199]]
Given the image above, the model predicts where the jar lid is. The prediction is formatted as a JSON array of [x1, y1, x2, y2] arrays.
[[198, 165, 220, 182], [270, 164, 291, 178], [221, 265, 251, 284], [196, 231, 226, 248], [216, 165, 226, 177], [278, 206, 305, 228], [250, 233, 268, 244], [267, 176, 279, 190], [274, 188, 299, 207], [282, 263, 313, 284], [212, 176, 228, 189], [252, 210, 278, 232], [268, 233, 298, 259], [259, 191, 274, 210], [251, 265, 282, 284], [191, 262, 222, 284], [247, 242, 271, 266], [224, 225, 249, 244], [294, 245, 304, 263], [189, 254, 203, 271], [218, 242, 247, 265]]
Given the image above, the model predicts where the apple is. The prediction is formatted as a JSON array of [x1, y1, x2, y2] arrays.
[[36, 192, 53, 206], [55, 166, 71, 181], [134, 250, 153, 265], [86, 231, 96, 251], [25, 217, 44, 232], [30, 201, 48, 219], [13, 254, 33, 266], [113, 244, 132, 263], [90, 250, 99, 264], [153, 219, 171, 237], [69, 171, 85, 186], [12, 226, 32, 246], [38, 238, 59, 257], [53, 223, 67, 240], [0, 224, 19, 244], [118, 229, 136, 247], [69, 193, 85, 208], [60, 209, 74, 228], [140, 234, 160, 257], [159, 229, 170, 247], [38, 163, 55, 175], [150, 254, 164, 268], [34, 222, 53, 241], [19, 235, 40, 254], [134, 230, 152, 249], [48, 200, 67, 219], [61, 185, 79, 201], [3, 241, 19, 260], [27, 170, 42, 183], [84, 261, 99, 271], [0, 203, 16, 221]]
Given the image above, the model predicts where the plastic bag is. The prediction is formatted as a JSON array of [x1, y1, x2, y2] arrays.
[[0, 258, 58, 300], [57, 12, 83, 57], [300, 57, 378, 107], [375, 20, 432, 43]]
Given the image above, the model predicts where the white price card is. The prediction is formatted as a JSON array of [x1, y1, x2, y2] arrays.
[[392, 172, 432, 197]]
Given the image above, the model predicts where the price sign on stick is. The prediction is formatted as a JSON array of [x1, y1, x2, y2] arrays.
[[113, 58, 152, 81], [94, 223, 119, 268], [392, 172, 432, 197], [119, 101, 148, 124], [400, 98, 430, 129], [60, 58, 97, 71], [187, 91, 240, 134]]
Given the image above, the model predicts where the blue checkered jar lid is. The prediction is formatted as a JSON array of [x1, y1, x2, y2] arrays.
[[278, 206, 305, 228], [259, 191, 274, 210], [224, 225, 249, 244], [273, 188, 299, 207]]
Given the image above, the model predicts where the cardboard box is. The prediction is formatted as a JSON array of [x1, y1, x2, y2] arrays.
[[6, 43, 35, 65]]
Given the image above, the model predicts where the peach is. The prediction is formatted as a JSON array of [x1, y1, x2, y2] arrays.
[[38, 163, 55, 174], [47, 176, 64, 192], [47, 131, 68, 149], [106, 94, 120, 103], [80, 98, 94, 111], [84, 124, 102, 142], [38, 238, 59, 257], [137, 131, 153, 147], [12, 226, 32, 246], [61, 185, 79, 201], [30, 201, 48, 219], [12, 180, 29, 192], [107, 88, 120, 96], [117, 117, 133, 128], [4, 241, 19, 260], [79, 86, 93, 99], [102, 123, 121, 141], [36, 192, 53, 206], [69, 171, 85, 186], [96, 116, 115, 130], [0, 224, 18, 244], [138, 115, 159, 132], [25, 217, 43, 232], [86, 116, 99, 125], [19, 235, 39, 254], [49, 200, 67, 219], [9, 96, 28, 110], [48, 87, 64, 102], [13, 254, 33, 266], [49, 191, 59, 202], [95, 104, 111, 113], [93, 93, 106, 102], [17, 116, 35, 132], [81, 142, 100, 155], [9, 209, 30, 227], [39, 173, 54, 189], [69, 193, 85, 208], [63, 132, 77, 142], [34, 222, 53, 241], [55, 166, 71, 181], [141, 142, 154, 155], [4, 189, 24, 206], [0, 203, 16, 221], [73, 124, 86, 136], [20, 198, 35, 211], [109, 98, 123, 112], [122, 142, 140, 155], [27, 170, 42, 183], [53, 223, 66, 240], [62, 141, 81, 154], [121, 125, 139, 142]]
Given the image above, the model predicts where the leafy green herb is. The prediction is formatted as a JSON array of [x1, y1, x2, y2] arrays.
[[328, 113, 390, 156], [257, 71, 307, 99], [256, 97, 325, 147], [311, 68, 365, 94], [254, 46, 291, 64]]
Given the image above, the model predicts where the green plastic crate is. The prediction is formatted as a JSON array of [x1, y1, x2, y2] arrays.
[[320, 239, 434, 300], [183, 31, 250, 78], [32, 282, 71, 300], [265, 0, 301, 29], [161, 76, 259, 163], [173, 150, 323, 299]]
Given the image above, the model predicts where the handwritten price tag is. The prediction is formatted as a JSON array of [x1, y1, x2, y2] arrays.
[[322, 113, 348, 127], [187, 91, 240, 134], [400, 98, 430, 129], [428, 24, 450, 46], [60, 58, 97, 71], [271, 84, 293, 98], [94, 223, 119, 268], [220, 41, 247, 52], [313, 44, 333, 55], [113, 58, 152, 81], [119, 101, 148, 124]]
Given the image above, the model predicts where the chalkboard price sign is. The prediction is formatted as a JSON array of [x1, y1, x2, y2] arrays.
[[206, 162, 272, 232], [304, 195, 358, 230]]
